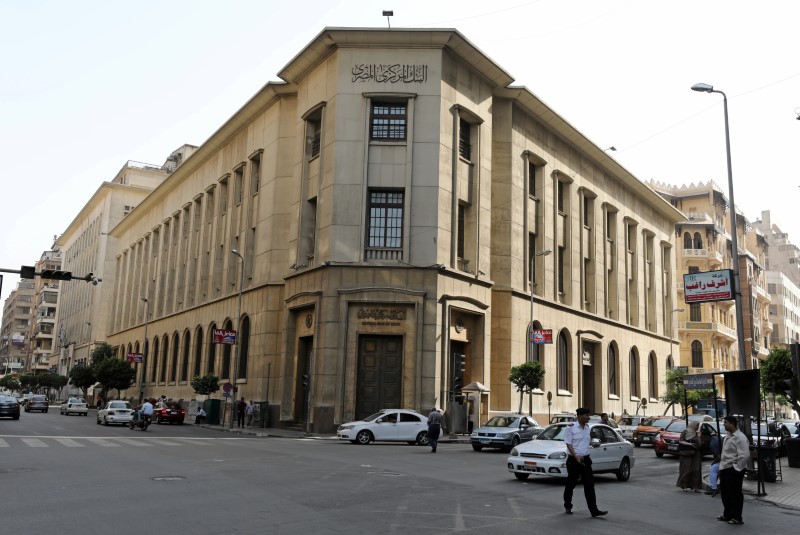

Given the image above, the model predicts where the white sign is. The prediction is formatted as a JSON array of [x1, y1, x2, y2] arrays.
[[683, 269, 733, 303]]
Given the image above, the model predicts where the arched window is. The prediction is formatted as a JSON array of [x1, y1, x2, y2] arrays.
[[693, 232, 703, 249], [160, 335, 169, 383], [608, 344, 618, 396], [683, 232, 692, 249], [222, 319, 233, 379], [629, 348, 639, 398], [207, 323, 217, 374], [150, 338, 159, 382], [648, 352, 657, 398], [170, 332, 179, 382], [181, 330, 190, 382], [557, 330, 570, 391], [194, 327, 203, 378], [238, 316, 250, 379], [691, 340, 703, 368]]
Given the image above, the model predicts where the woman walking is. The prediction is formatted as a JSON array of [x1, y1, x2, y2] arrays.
[[676, 420, 703, 492]]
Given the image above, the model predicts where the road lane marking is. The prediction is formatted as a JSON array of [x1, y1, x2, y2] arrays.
[[55, 438, 83, 447], [86, 438, 119, 447], [147, 439, 182, 446], [0, 439, 8, 447], [113, 438, 153, 447], [21, 438, 48, 447]]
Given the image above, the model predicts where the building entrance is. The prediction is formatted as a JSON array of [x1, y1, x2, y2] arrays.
[[355, 335, 403, 421], [295, 336, 313, 423]]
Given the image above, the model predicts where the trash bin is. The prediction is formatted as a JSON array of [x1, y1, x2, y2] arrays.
[[755, 445, 778, 483], [205, 399, 222, 426], [787, 437, 800, 469]]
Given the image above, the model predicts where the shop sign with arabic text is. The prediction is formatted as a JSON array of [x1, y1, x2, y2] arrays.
[[683, 269, 733, 303], [352, 64, 428, 83]]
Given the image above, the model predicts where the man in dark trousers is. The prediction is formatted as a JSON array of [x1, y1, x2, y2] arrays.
[[564, 407, 607, 517], [427, 407, 442, 453], [236, 397, 246, 428], [717, 415, 750, 525]]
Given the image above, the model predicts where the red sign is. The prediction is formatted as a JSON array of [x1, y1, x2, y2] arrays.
[[683, 269, 733, 303], [213, 329, 237, 345], [530, 329, 553, 344], [127, 353, 144, 363]]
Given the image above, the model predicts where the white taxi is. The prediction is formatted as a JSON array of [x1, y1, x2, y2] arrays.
[[337, 409, 437, 445], [60, 397, 88, 416]]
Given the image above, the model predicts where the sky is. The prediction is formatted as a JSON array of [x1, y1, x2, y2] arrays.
[[1, 0, 799, 305]]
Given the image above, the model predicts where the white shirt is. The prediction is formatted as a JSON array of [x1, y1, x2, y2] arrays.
[[720, 429, 750, 471], [140, 401, 154, 415], [564, 422, 592, 456]]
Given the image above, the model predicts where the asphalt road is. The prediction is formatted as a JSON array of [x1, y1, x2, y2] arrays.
[[2, 411, 798, 534]]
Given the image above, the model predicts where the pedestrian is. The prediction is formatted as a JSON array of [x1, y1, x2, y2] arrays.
[[600, 412, 610, 425], [427, 407, 442, 453], [717, 415, 750, 525], [705, 428, 722, 497], [197, 405, 207, 425], [245, 400, 255, 428], [236, 397, 246, 428], [676, 421, 702, 492], [564, 407, 607, 517]]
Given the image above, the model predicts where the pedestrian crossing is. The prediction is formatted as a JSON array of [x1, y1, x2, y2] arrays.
[[0, 436, 249, 449]]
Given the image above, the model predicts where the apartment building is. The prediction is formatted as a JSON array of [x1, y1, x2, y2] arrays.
[[0, 280, 35, 375], [102, 28, 683, 432], [27, 249, 61, 372]]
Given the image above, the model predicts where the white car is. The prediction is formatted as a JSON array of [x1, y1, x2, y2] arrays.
[[507, 422, 634, 482], [337, 409, 438, 445], [60, 398, 88, 416], [97, 400, 134, 426]]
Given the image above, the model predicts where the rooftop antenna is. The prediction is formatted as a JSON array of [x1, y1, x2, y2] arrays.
[[382, 10, 393, 28]]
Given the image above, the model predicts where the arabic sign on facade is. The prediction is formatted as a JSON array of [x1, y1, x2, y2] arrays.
[[683, 269, 733, 303], [530, 329, 553, 345], [352, 64, 428, 83], [683, 373, 715, 390], [127, 353, 144, 363], [212, 329, 237, 345]]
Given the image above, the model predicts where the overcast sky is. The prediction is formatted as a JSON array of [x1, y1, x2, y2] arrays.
[[2, 0, 799, 304]]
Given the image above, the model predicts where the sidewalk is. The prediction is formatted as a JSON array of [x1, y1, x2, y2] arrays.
[[201, 422, 800, 510]]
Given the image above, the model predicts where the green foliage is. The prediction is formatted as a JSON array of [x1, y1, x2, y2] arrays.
[[660, 367, 713, 413], [509, 361, 546, 414], [18, 373, 39, 392], [94, 358, 136, 398], [0, 375, 21, 391], [68, 365, 96, 400], [38, 374, 68, 390], [191, 374, 221, 396], [761, 347, 799, 414], [90, 343, 115, 367]]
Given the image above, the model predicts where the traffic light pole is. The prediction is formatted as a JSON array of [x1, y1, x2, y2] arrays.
[[0, 266, 102, 285]]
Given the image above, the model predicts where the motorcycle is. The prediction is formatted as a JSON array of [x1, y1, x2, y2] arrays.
[[129, 410, 151, 431]]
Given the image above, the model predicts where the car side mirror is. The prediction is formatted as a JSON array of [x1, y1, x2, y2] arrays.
[[520, 424, 529, 430], [591, 438, 601, 448]]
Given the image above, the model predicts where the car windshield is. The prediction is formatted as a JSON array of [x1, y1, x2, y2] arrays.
[[32, 396, 46, 401], [666, 420, 687, 432], [537, 425, 568, 441], [484, 416, 518, 427], [648, 417, 674, 428], [110, 402, 132, 409], [618, 417, 641, 426], [363, 412, 388, 422], [68, 398, 84, 403]]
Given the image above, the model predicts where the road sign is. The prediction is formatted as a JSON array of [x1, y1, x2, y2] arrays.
[[530, 329, 553, 344], [683, 373, 715, 390], [127, 353, 144, 363], [223, 382, 233, 393], [213, 329, 237, 344], [222, 392, 231, 398]]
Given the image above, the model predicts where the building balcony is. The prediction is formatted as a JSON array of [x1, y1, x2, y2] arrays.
[[682, 248, 724, 264], [755, 284, 770, 301], [678, 321, 737, 342], [364, 248, 403, 261]]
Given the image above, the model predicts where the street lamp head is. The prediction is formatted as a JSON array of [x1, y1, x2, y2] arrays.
[[537, 248, 553, 257], [231, 249, 242, 259], [140, 297, 147, 303], [672, 307, 685, 312], [691, 82, 714, 93]]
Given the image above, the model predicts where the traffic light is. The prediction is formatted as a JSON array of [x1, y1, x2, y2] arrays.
[[40, 270, 73, 280], [456, 353, 466, 375], [302, 374, 309, 388], [453, 353, 466, 393]]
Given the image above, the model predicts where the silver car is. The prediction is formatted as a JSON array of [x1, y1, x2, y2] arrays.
[[471, 414, 543, 452]]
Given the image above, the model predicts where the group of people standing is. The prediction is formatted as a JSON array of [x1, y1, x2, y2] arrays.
[[676, 415, 751, 525], [235, 397, 256, 428]]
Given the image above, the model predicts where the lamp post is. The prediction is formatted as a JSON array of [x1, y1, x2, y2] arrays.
[[140, 297, 149, 404], [691, 83, 747, 370], [230, 249, 244, 430], [671, 307, 684, 367]]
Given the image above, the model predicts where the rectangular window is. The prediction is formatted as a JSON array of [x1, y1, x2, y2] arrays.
[[458, 119, 471, 160], [558, 246, 565, 294], [309, 119, 321, 158], [367, 191, 404, 248], [690, 303, 701, 322], [457, 205, 466, 259], [557, 181, 565, 213], [233, 166, 244, 205], [370, 101, 407, 140], [250, 153, 261, 194], [218, 177, 228, 215], [528, 162, 537, 198]]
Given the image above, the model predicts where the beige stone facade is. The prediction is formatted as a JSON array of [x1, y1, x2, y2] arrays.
[[104, 28, 684, 432]]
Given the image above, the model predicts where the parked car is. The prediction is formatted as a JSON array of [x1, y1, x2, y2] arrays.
[[781, 420, 800, 439], [631, 416, 678, 447], [24, 395, 49, 413], [0, 395, 21, 419], [617, 415, 650, 441], [550, 413, 576, 424], [653, 419, 724, 458], [507, 422, 635, 481], [685, 413, 714, 423], [153, 401, 186, 424], [751, 421, 793, 457], [470, 414, 543, 452], [60, 397, 88, 416], [337, 409, 436, 445], [97, 400, 135, 425]]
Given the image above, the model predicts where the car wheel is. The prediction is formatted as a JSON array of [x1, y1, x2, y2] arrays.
[[156, 415, 162, 424], [104, 417, 110, 426], [655, 450, 664, 458], [13, 416, 19, 420], [178, 421, 184, 425], [508, 436, 520, 452], [96, 417, 101, 425], [416, 431, 430, 446], [472, 444, 483, 452], [355, 430, 373, 445], [514, 473, 530, 481], [616, 457, 631, 481], [634, 441, 641, 447]]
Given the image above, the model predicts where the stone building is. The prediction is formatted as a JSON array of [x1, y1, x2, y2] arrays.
[[104, 28, 683, 431], [27, 249, 62, 373], [0, 280, 35, 376]]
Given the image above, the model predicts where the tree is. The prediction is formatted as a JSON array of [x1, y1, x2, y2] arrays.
[[0, 375, 21, 392], [191, 374, 221, 397], [660, 368, 713, 415], [90, 342, 115, 367], [509, 361, 545, 414], [94, 358, 136, 399], [18, 374, 40, 393], [68, 365, 96, 400], [761, 347, 799, 415]]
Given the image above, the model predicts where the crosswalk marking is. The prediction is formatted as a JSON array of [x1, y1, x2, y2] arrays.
[[55, 438, 84, 448], [21, 438, 48, 447], [148, 438, 182, 446], [0, 436, 254, 449], [86, 438, 119, 447], [0, 439, 8, 447], [114, 438, 153, 447]]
